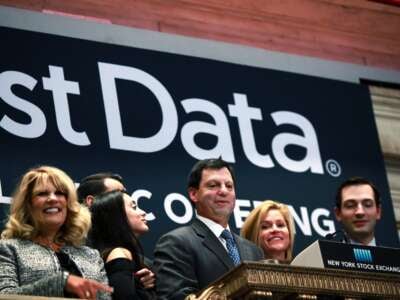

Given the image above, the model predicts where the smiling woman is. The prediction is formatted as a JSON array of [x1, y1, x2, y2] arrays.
[[0, 166, 112, 299], [241, 200, 295, 263]]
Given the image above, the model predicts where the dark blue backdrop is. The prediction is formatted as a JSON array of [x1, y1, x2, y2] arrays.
[[1, 26, 398, 257]]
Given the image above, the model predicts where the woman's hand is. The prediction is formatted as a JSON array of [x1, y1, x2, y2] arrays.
[[65, 274, 113, 299], [135, 267, 155, 289]]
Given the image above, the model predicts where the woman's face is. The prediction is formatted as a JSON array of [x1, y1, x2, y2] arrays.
[[123, 194, 149, 236], [258, 208, 290, 259], [31, 181, 68, 237]]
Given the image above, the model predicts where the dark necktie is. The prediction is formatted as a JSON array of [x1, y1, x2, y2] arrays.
[[220, 229, 241, 266]]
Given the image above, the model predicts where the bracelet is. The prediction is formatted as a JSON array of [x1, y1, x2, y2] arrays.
[[62, 271, 70, 284]]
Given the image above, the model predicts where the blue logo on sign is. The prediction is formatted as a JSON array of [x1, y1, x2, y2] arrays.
[[353, 248, 373, 263]]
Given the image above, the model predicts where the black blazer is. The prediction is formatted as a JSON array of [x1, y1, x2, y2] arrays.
[[153, 218, 264, 300]]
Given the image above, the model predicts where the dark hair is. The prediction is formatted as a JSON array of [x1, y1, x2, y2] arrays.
[[89, 190, 144, 268], [187, 158, 235, 189], [335, 177, 381, 209], [77, 172, 123, 204]]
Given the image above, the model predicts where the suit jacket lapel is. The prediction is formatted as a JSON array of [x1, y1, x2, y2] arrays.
[[192, 219, 234, 269], [233, 233, 249, 260]]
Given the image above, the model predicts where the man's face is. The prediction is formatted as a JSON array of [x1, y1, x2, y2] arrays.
[[189, 167, 235, 227], [335, 184, 381, 244]]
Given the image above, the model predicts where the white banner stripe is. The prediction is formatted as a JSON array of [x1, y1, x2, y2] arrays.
[[0, 197, 11, 204]]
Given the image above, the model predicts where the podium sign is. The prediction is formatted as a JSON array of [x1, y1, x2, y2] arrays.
[[291, 240, 400, 274]]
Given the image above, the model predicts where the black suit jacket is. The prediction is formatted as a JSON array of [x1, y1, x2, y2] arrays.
[[153, 218, 264, 300]]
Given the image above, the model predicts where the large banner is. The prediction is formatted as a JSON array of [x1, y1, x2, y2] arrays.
[[1, 22, 398, 256]]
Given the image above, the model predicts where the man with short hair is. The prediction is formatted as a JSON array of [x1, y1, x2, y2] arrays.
[[77, 172, 126, 207], [334, 177, 382, 246], [153, 158, 263, 300], [77, 172, 155, 289]]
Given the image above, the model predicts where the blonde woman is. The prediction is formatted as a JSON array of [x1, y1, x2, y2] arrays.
[[0, 166, 112, 299], [241, 200, 295, 262]]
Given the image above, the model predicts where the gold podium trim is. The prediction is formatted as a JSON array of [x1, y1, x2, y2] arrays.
[[187, 262, 400, 299]]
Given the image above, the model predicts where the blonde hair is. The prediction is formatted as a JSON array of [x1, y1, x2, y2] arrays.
[[1, 166, 90, 246], [241, 200, 295, 261]]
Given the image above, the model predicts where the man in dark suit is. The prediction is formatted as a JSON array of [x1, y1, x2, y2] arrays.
[[153, 158, 264, 300], [334, 177, 382, 246]]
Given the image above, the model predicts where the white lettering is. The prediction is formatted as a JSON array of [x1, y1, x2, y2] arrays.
[[356, 263, 374, 270], [42, 66, 89, 145], [1, 64, 327, 176], [0, 71, 46, 138], [233, 199, 252, 228], [289, 206, 311, 236], [252, 200, 263, 208], [131, 189, 155, 221], [375, 265, 400, 273], [342, 261, 356, 268], [271, 111, 323, 173], [0, 180, 11, 204], [164, 193, 193, 224], [234, 200, 335, 238], [327, 260, 340, 266], [98, 62, 178, 152], [229, 93, 273, 168], [311, 208, 335, 236], [181, 98, 234, 162]]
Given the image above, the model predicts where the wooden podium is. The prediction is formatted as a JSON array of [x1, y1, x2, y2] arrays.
[[186, 262, 400, 299]]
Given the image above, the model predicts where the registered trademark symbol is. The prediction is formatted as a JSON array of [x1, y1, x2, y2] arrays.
[[325, 159, 341, 177]]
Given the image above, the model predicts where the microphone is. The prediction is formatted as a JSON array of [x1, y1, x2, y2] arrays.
[[325, 229, 349, 243]]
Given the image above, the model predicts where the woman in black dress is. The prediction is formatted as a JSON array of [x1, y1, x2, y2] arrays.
[[89, 190, 155, 299]]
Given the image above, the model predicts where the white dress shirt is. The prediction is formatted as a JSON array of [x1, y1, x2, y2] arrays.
[[349, 237, 377, 247], [196, 215, 232, 251]]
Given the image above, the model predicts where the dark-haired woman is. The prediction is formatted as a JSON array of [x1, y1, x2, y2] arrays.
[[89, 191, 155, 300]]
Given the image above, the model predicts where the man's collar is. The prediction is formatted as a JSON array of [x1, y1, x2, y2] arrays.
[[196, 215, 230, 238], [349, 237, 377, 247]]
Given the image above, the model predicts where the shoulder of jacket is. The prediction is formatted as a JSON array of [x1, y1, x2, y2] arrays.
[[156, 225, 195, 246], [0, 238, 33, 247], [235, 234, 258, 247], [164, 225, 194, 236]]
